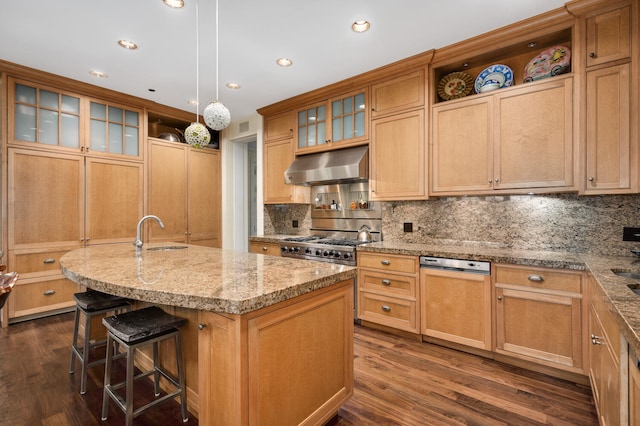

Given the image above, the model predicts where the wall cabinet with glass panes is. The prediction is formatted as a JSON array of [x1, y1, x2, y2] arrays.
[[8, 78, 142, 160], [295, 88, 368, 154]]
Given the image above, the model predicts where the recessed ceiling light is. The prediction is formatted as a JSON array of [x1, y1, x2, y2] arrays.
[[89, 70, 108, 78], [352, 20, 370, 33], [117, 39, 138, 50], [163, 0, 184, 8], [226, 82, 241, 89], [276, 58, 293, 67]]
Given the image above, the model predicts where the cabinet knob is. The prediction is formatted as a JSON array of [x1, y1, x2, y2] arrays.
[[43, 258, 56, 264], [591, 334, 603, 345], [527, 274, 544, 282], [494, 178, 499, 183], [262, 246, 268, 251], [497, 296, 503, 301], [380, 259, 391, 266], [589, 52, 597, 58], [381, 279, 391, 286], [198, 324, 207, 330], [381, 305, 391, 313], [588, 176, 595, 182], [43, 289, 56, 296]]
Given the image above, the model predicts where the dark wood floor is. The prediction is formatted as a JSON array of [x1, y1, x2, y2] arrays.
[[0, 312, 598, 425]]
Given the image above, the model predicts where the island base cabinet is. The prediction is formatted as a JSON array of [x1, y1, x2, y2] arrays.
[[198, 279, 354, 426]]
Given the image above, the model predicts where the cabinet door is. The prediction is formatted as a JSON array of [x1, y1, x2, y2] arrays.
[[431, 97, 493, 193], [495, 286, 583, 370], [370, 109, 426, 200], [188, 148, 221, 247], [264, 138, 309, 204], [329, 89, 368, 146], [85, 157, 143, 245], [263, 111, 294, 142], [586, 5, 631, 67], [88, 99, 142, 160], [148, 140, 188, 243], [585, 63, 632, 193], [371, 70, 425, 118], [296, 101, 330, 152], [421, 269, 491, 350], [8, 148, 84, 249], [630, 351, 640, 426], [494, 78, 574, 190]]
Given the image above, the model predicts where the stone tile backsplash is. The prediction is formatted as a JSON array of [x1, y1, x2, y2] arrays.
[[264, 193, 640, 257]]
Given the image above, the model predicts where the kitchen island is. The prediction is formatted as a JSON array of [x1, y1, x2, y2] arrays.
[[60, 243, 356, 426]]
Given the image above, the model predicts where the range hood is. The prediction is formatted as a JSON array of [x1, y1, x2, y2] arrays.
[[284, 146, 369, 186]]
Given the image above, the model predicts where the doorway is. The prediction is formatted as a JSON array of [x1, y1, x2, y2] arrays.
[[230, 138, 257, 251]]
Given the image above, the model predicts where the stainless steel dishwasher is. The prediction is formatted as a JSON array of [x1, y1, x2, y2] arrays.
[[419, 256, 492, 350]]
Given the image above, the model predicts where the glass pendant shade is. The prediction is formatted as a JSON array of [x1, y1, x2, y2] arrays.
[[184, 122, 211, 148], [203, 101, 230, 131]]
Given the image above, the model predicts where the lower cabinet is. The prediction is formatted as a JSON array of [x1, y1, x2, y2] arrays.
[[493, 264, 585, 374], [588, 274, 626, 425], [357, 252, 419, 333], [248, 241, 281, 256], [630, 348, 640, 425], [421, 268, 492, 350]]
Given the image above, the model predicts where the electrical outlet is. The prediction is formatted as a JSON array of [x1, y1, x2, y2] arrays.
[[292, 220, 299, 228], [623, 227, 640, 241], [403, 222, 413, 233]]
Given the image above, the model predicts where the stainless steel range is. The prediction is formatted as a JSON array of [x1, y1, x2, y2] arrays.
[[279, 181, 382, 268]]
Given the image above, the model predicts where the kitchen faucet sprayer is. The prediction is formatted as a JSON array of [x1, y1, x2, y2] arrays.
[[134, 215, 165, 254]]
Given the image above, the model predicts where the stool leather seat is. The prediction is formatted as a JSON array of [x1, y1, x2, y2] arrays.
[[69, 290, 131, 395], [102, 305, 186, 343]]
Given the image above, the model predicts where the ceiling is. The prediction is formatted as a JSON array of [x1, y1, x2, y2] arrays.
[[0, 0, 568, 124]]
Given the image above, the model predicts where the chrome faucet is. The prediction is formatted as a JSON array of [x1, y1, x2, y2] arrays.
[[134, 215, 165, 254]]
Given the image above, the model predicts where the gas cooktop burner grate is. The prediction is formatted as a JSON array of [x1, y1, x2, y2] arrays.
[[315, 239, 367, 247], [283, 236, 321, 242]]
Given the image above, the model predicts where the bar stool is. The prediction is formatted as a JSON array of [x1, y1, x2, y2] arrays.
[[101, 305, 188, 425], [69, 290, 131, 394]]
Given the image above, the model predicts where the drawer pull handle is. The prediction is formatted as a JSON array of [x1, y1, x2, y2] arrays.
[[381, 305, 391, 312], [528, 275, 544, 282], [591, 334, 604, 345], [381, 260, 391, 266], [43, 258, 56, 264], [43, 290, 56, 296], [381, 279, 391, 286]]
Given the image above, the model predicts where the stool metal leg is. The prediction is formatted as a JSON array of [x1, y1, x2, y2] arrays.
[[79, 309, 92, 394], [153, 341, 161, 397], [126, 344, 135, 426], [101, 334, 114, 421], [175, 333, 188, 422], [69, 306, 81, 375]]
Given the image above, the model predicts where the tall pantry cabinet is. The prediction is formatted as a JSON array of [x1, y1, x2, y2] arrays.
[[4, 77, 144, 324]]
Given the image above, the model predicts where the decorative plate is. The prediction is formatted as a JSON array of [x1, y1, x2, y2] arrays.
[[437, 71, 474, 101], [523, 45, 571, 83], [474, 64, 514, 94]]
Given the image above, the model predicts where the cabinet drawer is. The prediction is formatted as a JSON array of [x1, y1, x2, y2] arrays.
[[358, 292, 418, 333], [495, 264, 582, 293], [8, 276, 77, 319], [9, 248, 75, 278], [358, 253, 418, 274], [359, 270, 416, 298], [249, 241, 281, 256]]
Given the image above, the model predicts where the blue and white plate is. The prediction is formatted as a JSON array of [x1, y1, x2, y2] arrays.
[[474, 64, 514, 94]]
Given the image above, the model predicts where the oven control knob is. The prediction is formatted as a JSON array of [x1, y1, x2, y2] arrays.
[[323, 250, 330, 257], [343, 253, 352, 260], [293, 247, 300, 253], [305, 248, 312, 254], [315, 250, 322, 256], [333, 251, 341, 258], [288, 247, 295, 253], [281, 246, 288, 253]]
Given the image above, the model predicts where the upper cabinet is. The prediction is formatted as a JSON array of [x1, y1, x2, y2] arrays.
[[264, 110, 294, 142], [295, 88, 368, 154], [9, 78, 143, 160], [428, 8, 578, 196], [371, 70, 425, 119], [585, 5, 631, 67]]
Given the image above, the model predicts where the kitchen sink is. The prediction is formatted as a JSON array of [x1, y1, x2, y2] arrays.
[[611, 269, 640, 280], [146, 245, 188, 251]]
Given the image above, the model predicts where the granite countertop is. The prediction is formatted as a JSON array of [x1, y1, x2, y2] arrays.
[[59, 243, 356, 315], [250, 235, 640, 359]]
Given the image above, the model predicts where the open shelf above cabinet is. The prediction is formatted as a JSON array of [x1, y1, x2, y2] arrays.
[[432, 25, 574, 104]]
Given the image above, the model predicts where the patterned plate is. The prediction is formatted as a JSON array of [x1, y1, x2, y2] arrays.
[[474, 64, 514, 94], [524, 45, 571, 83], [437, 71, 474, 101]]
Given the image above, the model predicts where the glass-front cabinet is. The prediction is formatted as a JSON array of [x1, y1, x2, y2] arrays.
[[9, 78, 142, 160], [296, 88, 368, 153]]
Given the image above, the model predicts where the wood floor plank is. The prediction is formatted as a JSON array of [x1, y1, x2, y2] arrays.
[[0, 313, 598, 425]]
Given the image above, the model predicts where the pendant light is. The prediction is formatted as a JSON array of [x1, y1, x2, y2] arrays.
[[184, 0, 211, 148], [203, 0, 231, 131]]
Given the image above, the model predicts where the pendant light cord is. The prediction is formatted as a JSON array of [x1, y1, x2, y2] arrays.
[[195, 0, 201, 121], [215, 0, 219, 101]]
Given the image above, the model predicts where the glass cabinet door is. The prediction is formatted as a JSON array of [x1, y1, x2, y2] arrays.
[[12, 80, 80, 149], [331, 91, 366, 142], [297, 102, 328, 150], [89, 100, 140, 158]]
